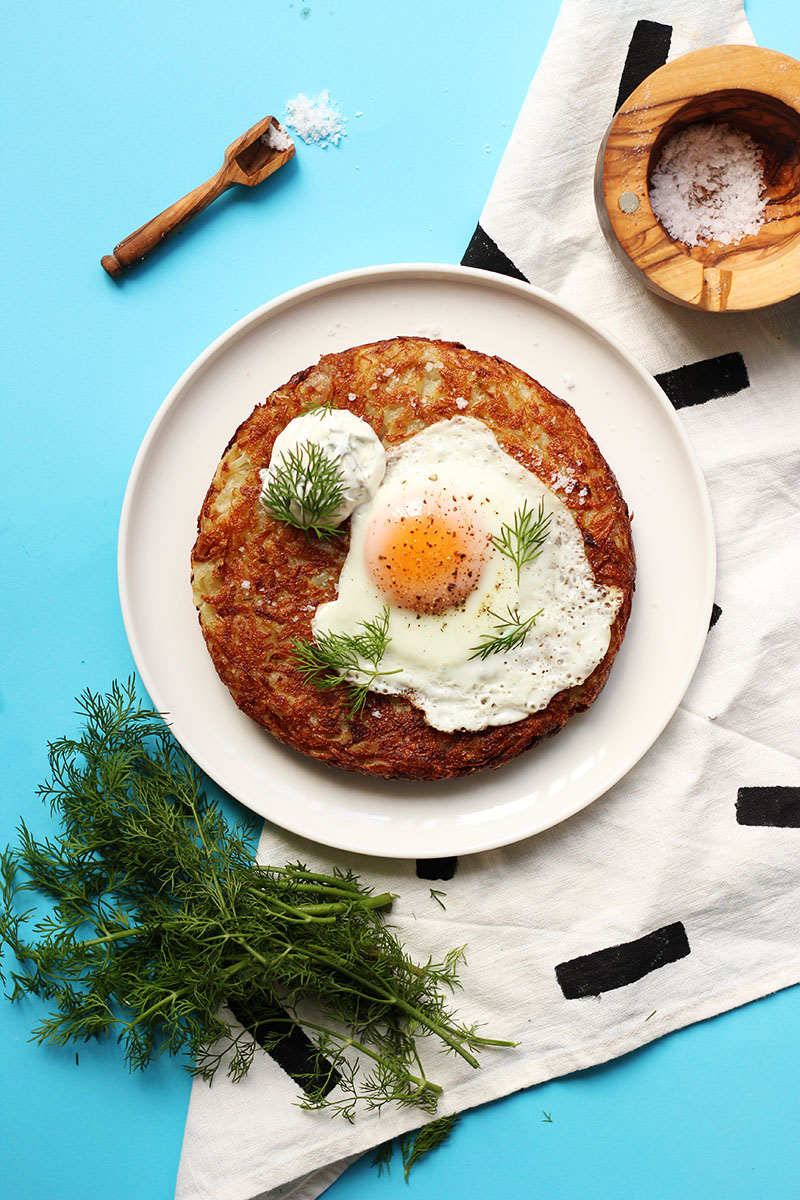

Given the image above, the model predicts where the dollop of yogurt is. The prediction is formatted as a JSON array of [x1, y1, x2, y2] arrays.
[[259, 408, 385, 527]]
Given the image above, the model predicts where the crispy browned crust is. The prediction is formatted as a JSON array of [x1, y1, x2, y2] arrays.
[[191, 337, 635, 780]]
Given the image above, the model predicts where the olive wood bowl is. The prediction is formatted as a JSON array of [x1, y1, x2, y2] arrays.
[[594, 44, 800, 312]]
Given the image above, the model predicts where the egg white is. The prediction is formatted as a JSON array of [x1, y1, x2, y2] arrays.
[[312, 417, 623, 732]]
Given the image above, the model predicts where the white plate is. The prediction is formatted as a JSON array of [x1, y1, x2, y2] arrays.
[[118, 264, 715, 859]]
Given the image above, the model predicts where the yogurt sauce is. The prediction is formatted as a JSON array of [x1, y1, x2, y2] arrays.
[[259, 408, 386, 527]]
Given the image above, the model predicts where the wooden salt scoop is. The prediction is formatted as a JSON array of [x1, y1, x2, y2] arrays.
[[595, 45, 800, 311], [101, 116, 295, 278]]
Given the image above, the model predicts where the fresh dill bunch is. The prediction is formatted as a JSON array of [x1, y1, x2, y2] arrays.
[[492, 497, 552, 584], [469, 604, 543, 660], [0, 681, 512, 1118], [292, 607, 402, 717], [259, 440, 345, 539]]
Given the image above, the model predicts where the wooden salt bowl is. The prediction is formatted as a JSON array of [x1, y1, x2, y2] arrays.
[[595, 44, 800, 312]]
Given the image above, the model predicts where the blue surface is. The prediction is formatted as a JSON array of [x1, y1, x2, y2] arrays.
[[1, 2, 798, 1198]]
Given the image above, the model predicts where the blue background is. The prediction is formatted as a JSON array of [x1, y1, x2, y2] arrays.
[[1, 2, 798, 1197]]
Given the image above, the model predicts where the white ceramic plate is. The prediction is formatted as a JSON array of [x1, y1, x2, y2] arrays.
[[118, 264, 715, 858]]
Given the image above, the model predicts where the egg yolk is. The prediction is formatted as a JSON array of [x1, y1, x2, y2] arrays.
[[364, 492, 489, 614]]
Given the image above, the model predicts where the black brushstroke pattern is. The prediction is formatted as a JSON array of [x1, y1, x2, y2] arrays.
[[655, 353, 750, 410], [416, 857, 458, 881], [615, 20, 673, 112], [555, 922, 691, 998], [736, 786, 800, 828], [461, 224, 528, 281], [228, 996, 340, 1097], [709, 603, 722, 629]]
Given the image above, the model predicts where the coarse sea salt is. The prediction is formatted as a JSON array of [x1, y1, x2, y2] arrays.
[[284, 90, 347, 147], [261, 122, 294, 152], [649, 122, 768, 246]]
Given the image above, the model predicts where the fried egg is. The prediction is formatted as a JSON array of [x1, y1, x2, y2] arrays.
[[312, 417, 623, 733]]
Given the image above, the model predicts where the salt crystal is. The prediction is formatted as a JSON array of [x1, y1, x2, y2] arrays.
[[551, 469, 575, 493], [284, 90, 347, 147], [649, 122, 767, 246]]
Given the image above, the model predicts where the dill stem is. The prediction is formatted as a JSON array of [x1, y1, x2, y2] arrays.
[[79, 927, 142, 949], [219, 958, 252, 979], [390, 1000, 481, 1067], [299, 895, 393, 915], [301, 944, 483, 1069], [255, 875, 396, 908], [257, 867, 365, 891], [233, 938, 270, 968], [125, 988, 184, 1030], [254, 892, 396, 922], [255, 878, 357, 899], [262, 866, 353, 885], [293, 1016, 442, 1098]]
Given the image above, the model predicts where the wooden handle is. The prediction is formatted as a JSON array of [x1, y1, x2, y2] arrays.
[[101, 167, 232, 278]]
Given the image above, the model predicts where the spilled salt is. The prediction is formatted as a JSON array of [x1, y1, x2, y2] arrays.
[[649, 122, 767, 246], [284, 90, 347, 147]]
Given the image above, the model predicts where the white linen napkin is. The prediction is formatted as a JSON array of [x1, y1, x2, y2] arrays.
[[176, 2, 800, 1197]]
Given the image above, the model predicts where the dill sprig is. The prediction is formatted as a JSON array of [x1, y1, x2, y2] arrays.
[[372, 1114, 461, 1180], [492, 497, 552, 584], [302, 396, 335, 417], [371, 1139, 396, 1177], [0, 681, 512, 1118], [401, 1114, 461, 1180], [260, 439, 345, 539], [469, 605, 543, 661], [292, 607, 401, 718]]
